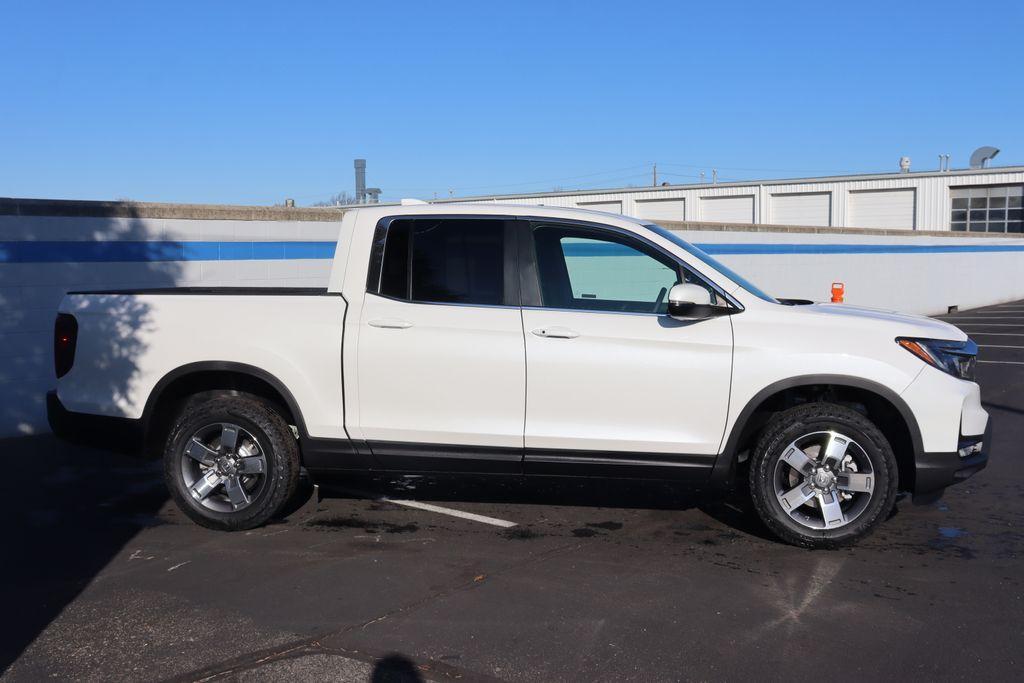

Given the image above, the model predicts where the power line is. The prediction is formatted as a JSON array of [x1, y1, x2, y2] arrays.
[[434, 164, 653, 193], [294, 164, 656, 203], [657, 161, 846, 175], [373, 172, 657, 203], [293, 160, 858, 206]]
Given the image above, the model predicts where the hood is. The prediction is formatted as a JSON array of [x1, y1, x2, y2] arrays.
[[800, 302, 967, 341]]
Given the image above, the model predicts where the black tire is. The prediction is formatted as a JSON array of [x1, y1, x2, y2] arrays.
[[749, 402, 898, 549], [163, 393, 300, 531]]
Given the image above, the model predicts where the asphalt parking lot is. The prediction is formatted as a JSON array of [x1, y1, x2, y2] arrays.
[[2, 302, 1022, 682]]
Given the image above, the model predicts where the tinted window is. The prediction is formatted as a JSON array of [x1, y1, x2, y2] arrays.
[[533, 225, 685, 313], [379, 221, 409, 298], [377, 219, 504, 305]]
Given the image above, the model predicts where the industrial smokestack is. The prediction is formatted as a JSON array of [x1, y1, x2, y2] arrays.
[[354, 159, 367, 204]]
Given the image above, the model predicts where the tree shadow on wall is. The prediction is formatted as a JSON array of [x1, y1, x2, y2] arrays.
[[0, 201, 181, 674]]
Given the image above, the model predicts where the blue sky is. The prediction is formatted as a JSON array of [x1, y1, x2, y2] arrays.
[[2, 1, 1021, 205]]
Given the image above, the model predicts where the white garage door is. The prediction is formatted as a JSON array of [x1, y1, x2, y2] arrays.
[[577, 200, 623, 214], [636, 198, 685, 222], [700, 195, 754, 223], [771, 192, 830, 226], [848, 189, 916, 229]]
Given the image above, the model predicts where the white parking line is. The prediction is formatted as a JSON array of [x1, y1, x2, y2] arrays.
[[383, 498, 518, 528], [978, 360, 1024, 365], [953, 324, 1024, 327], [967, 332, 1024, 336], [939, 317, 1024, 321], [979, 345, 1024, 349]]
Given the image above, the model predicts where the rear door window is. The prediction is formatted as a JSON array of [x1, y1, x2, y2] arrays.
[[375, 218, 505, 306]]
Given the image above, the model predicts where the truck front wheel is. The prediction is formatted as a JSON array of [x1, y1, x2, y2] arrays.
[[163, 393, 300, 531], [749, 402, 898, 548]]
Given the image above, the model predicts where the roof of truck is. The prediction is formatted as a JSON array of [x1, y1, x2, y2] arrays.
[[346, 202, 650, 226]]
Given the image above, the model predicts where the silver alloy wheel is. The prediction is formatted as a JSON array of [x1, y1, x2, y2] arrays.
[[772, 430, 875, 530], [180, 422, 268, 513]]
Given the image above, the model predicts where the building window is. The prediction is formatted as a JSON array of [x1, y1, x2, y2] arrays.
[[950, 185, 1023, 233]]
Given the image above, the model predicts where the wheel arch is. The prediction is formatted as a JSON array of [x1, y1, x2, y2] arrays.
[[712, 374, 923, 491], [140, 362, 309, 458]]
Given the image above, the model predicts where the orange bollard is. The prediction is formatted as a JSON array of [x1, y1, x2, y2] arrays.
[[831, 282, 845, 303]]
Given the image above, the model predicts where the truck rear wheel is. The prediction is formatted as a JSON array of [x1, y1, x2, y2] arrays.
[[749, 402, 898, 548], [163, 393, 300, 531]]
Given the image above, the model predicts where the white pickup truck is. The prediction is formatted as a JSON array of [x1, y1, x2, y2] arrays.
[[48, 204, 990, 547]]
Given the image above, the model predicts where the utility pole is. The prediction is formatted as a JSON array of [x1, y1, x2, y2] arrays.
[[652, 163, 657, 187], [712, 169, 718, 184]]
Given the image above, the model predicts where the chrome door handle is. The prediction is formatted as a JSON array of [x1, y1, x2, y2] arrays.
[[368, 318, 413, 329], [531, 326, 579, 339]]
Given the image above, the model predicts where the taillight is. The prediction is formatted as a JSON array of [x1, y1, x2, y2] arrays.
[[54, 314, 78, 378]]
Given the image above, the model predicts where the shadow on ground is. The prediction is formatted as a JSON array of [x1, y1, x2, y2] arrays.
[[371, 653, 425, 683], [314, 469, 775, 542], [0, 206, 181, 673], [0, 436, 169, 673]]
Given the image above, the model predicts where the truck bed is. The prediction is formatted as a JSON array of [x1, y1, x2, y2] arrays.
[[66, 287, 330, 296]]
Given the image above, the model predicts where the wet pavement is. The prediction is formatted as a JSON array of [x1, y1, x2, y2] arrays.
[[2, 302, 1022, 681]]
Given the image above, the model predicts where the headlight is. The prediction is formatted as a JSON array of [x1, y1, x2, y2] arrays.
[[896, 337, 977, 381]]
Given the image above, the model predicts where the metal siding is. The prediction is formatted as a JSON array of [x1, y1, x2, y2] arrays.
[[577, 200, 623, 214], [439, 169, 1024, 231], [770, 192, 831, 226], [635, 198, 686, 221], [700, 195, 755, 223], [847, 189, 916, 229]]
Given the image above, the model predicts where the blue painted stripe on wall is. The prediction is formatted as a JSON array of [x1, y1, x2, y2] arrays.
[[0, 241, 338, 263], [2, 239, 1024, 263], [561, 241, 1024, 257]]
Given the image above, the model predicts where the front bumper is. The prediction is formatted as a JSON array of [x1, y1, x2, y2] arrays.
[[47, 390, 145, 454], [913, 418, 991, 500]]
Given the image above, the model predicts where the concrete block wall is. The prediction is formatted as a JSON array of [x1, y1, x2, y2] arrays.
[[2, 198, 1023, 438], [658, 222, 1024, 315]]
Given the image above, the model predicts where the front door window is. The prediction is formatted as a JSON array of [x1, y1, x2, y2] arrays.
[[533, 226, 684, 314], [532, 225, 718, 313]]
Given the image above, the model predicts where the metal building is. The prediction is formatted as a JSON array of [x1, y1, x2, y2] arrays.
[[438, 166, 1024, 233]]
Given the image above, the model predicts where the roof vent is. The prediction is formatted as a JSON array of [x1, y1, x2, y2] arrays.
[[899, 156, 911, 173], [969, 146, 1000, 169]]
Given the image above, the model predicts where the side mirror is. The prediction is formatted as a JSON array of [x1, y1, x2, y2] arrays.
[[667, 283, 734, 320]]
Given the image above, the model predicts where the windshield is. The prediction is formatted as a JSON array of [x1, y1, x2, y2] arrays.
[[644, 223, 778, 303]]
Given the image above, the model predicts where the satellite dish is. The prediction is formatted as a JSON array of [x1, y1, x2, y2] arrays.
[[969, 146, 1000, 169]]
